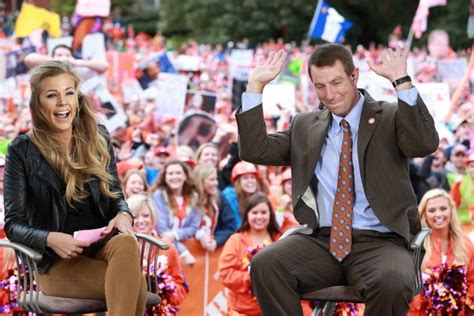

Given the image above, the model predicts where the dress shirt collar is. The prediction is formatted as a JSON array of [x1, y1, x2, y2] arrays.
[[331, 91, 365, 135]]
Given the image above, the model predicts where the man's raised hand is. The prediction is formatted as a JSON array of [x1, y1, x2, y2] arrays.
[[247, 50, 287, 93], [367, 45, 409, 83]]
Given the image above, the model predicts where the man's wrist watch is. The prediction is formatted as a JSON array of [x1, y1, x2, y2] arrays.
[[392, 75, 411, 88]]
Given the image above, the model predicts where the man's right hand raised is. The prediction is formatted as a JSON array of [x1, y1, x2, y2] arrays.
[[247, 50, 287, 94]]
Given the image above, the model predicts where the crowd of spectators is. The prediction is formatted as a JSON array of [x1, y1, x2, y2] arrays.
[[0, 6, 472, 314]]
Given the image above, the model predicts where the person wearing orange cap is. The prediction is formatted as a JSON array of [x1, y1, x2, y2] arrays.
[[450, 152, 474, 231], [175, 145, 197, 170], [143, 146, 171, 187], [222, 161, 261, 230], [116, 157, 144, 181]]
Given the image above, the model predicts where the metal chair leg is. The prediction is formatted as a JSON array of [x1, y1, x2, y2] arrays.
[[323, 302, 336, 316], [312, 301, 337, 316]]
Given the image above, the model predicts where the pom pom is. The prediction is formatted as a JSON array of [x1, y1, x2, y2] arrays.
[[145, 254, 180, 315], [421, 262, 468, 314], [334, 302, 363, 316], [243, 243, 268, 296], [0, 268, 29, 314]]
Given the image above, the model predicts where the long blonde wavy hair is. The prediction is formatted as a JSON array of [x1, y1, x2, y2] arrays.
[[193, 164, 220, 216], [29, 60, 118, 205], [419, 189, 467, 269]]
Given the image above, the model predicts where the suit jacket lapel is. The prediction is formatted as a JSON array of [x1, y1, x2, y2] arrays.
[[358, 92, 383, 177], [307, 109, 331, 182]]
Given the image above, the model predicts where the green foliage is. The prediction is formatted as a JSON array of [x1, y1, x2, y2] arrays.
[[54, 0, 472, 51], [123, 11, 160, 35], [52, 0, 75, 16], [158, 0, 316, 46], [331, 0, 419, 48]]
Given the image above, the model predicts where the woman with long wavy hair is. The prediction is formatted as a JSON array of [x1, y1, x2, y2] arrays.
[[3, 61, 146, 315], [408, 189, 474, 315], [150, 159, 200, 265], [177, 163, 235, 315], [193, 163, 235, 249]]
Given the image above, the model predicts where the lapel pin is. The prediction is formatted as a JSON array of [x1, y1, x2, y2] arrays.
[[368, 118, 375, 124]]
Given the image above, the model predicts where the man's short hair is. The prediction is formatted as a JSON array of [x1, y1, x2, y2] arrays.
[[307, 44, 354, 80]]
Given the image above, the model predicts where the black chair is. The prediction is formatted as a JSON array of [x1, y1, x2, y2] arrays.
[[282, 227, 431, 316], [0, 232, 169, 315]]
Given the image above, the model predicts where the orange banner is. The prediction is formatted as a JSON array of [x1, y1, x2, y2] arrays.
[[179, 239, 227, 315]]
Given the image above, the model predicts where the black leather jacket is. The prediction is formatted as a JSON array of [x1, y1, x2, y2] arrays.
[[3, 127, 131, 272]]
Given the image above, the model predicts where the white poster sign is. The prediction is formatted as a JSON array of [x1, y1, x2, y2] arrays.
[[80, 77, 127, 131], [152, 73, 189, 118], [262, 82, 296, 116], [82, 33, 106, 61], [416, 82, 451, 121]]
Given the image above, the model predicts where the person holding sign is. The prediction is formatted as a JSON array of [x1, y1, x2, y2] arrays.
[[3, 61, 145, 315], [236, 44, 439, 315]]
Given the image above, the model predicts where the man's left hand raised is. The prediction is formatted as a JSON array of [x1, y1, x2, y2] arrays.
[[367, 46, 412, 90]]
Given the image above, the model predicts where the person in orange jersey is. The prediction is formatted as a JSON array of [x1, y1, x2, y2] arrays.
[[218, 192, 280, 316], [127, 193, 188, 313], [408, 189, 474, 315]]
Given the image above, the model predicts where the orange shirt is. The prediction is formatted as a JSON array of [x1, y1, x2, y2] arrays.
[[146, 231, 189, 307], [218, 232, 273, 316], [280, 211, 299, 234], [408, 235, 474, 315]]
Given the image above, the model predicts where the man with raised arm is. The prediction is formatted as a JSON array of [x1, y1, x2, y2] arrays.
[[236, 44, 439, 316]]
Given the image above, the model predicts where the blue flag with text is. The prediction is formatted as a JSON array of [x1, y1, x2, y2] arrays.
[[308, 1, 353, 43]]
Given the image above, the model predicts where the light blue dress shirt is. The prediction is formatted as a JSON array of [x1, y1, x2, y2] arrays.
[[242, 87, 418, 232]]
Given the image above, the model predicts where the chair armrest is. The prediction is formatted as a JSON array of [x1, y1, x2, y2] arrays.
[[410, 228, 431, 250], [279, 225, 314, 240], [135, 233, 170, 295], [0, 239, 43, 261], [410, 228, 431, 294], [135, 233, 170, 250]]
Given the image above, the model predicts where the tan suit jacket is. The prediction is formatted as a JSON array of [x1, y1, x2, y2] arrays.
[[236, 90, 439, 242]]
